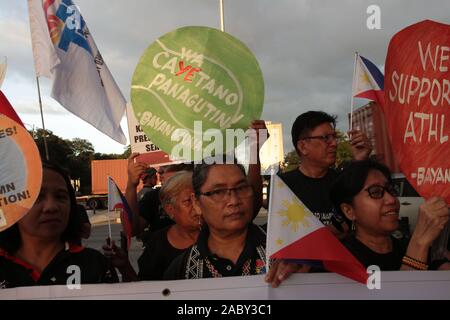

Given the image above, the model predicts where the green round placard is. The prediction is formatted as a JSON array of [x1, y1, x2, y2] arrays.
[[131, 26, 264, 160]]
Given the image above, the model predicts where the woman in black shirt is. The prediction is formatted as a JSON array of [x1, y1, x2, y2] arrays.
[[0, 162, 117, 289], [330, 160, 449, 271]]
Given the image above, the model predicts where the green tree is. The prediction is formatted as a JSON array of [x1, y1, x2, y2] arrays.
[[32, 130, 95, 194], [281, 150, 300, 173], [68, 138, 95, 195], [122, 144, 131, 158], [33, 129, 72, 165], [71, 138, 94, 156], [336, 131, 352, 168]]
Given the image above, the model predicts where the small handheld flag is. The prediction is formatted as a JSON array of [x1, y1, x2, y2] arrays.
[[352, 53, 385, 106], [108, 176, 133, 249], [267, 175, 369, 285]]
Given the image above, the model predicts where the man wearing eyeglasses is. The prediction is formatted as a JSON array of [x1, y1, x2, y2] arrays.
[[279, 111, 372, 238]]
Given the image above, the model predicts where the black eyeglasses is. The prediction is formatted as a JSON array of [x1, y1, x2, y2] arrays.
[[364, 183, 399, 199], [300, 133, 338, 144], [198, 184, 253, 202]]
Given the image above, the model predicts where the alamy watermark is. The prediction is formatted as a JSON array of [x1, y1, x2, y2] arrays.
[[367, 5, 381, 30], [169, 121, 276, 172], [366, 265, 381, 290], [66, 265, 81, 290]]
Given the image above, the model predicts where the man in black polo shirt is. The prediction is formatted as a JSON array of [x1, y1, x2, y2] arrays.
[[279, 111, 372, 238]]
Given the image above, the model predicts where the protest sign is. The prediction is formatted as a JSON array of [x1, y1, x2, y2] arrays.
[[126, 102, 171, 165], [385, 20, 450, 204], [1, 272, 449, 300], [0, 115, 42, 231], [131, 26, 264, 161]]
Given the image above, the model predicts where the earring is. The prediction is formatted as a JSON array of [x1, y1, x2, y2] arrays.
[[351, 219, 356, 232], [198, 217, 202, 231]]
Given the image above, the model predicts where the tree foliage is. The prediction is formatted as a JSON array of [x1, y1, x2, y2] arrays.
[[31, 129, 130, 195]]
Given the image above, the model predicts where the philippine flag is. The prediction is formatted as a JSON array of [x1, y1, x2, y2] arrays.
[[266, 175, 368, 285], [108, 177, 133, 249], [352, 54, 385, 107]]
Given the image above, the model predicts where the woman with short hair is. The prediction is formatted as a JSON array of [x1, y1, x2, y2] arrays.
[[137, 170, 202, 280]]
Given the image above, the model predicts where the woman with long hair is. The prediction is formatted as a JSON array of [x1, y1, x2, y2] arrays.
[[0, 162, 117, 288]]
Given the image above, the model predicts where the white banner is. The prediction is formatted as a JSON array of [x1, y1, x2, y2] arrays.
[[1, 271, 449, 300]]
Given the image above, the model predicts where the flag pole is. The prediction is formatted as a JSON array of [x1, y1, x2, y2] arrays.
[[349, 52, 358, 132], [265, 166, 276, 275], [107, 211, 113, 245], [219, 0, 225, 32], [35, 76, 50, 160], [107, 176, 113, 246], [0, 56, 7, 88]]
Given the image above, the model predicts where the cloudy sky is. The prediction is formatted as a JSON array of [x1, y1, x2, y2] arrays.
[[1, 0, 449, 154]]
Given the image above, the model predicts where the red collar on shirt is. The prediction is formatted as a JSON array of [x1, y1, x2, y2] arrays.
[[0, 243, 85, 282]]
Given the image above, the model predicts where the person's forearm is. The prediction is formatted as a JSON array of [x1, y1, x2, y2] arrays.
[[248, 161, 263, 217], [401, 236, 430, 270]]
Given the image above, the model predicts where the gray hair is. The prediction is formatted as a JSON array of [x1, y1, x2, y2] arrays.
[[159, 171, 193, 206]]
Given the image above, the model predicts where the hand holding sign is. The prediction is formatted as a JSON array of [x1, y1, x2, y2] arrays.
[[384, 20, 450, 204]]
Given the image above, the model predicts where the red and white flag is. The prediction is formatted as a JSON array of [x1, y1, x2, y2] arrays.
[[267, 175, 368, 284]]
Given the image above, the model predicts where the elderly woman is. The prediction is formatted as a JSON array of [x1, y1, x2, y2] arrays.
[[330, 160, 449, 271], [104, 171, 201, 281], [137, 170, 201, 280], [0, 162, 118, 288]]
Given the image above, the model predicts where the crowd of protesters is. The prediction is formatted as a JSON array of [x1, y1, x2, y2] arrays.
[[1, 112, 449, 289]]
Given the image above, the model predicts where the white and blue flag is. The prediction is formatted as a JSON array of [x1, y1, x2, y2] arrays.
[[28, 0, 127, 144]]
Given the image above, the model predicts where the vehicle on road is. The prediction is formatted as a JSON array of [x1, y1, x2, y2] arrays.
[[391, 173, 424, 235]]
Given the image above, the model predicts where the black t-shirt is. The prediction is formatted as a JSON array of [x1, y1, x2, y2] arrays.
[[0, 244, 118, 289], [342, 235, 407, 270], [137, 185, 154, 202], [138, 187, 174, 233], [163, 224, 267, 280], [278, 169, 345, 229], [137, 226, 186, 280]]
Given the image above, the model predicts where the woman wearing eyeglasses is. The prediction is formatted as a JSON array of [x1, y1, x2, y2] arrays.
[[163, 160, 269, 280], [330, 160, 449, 271], [162, 158, 312, 285]]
